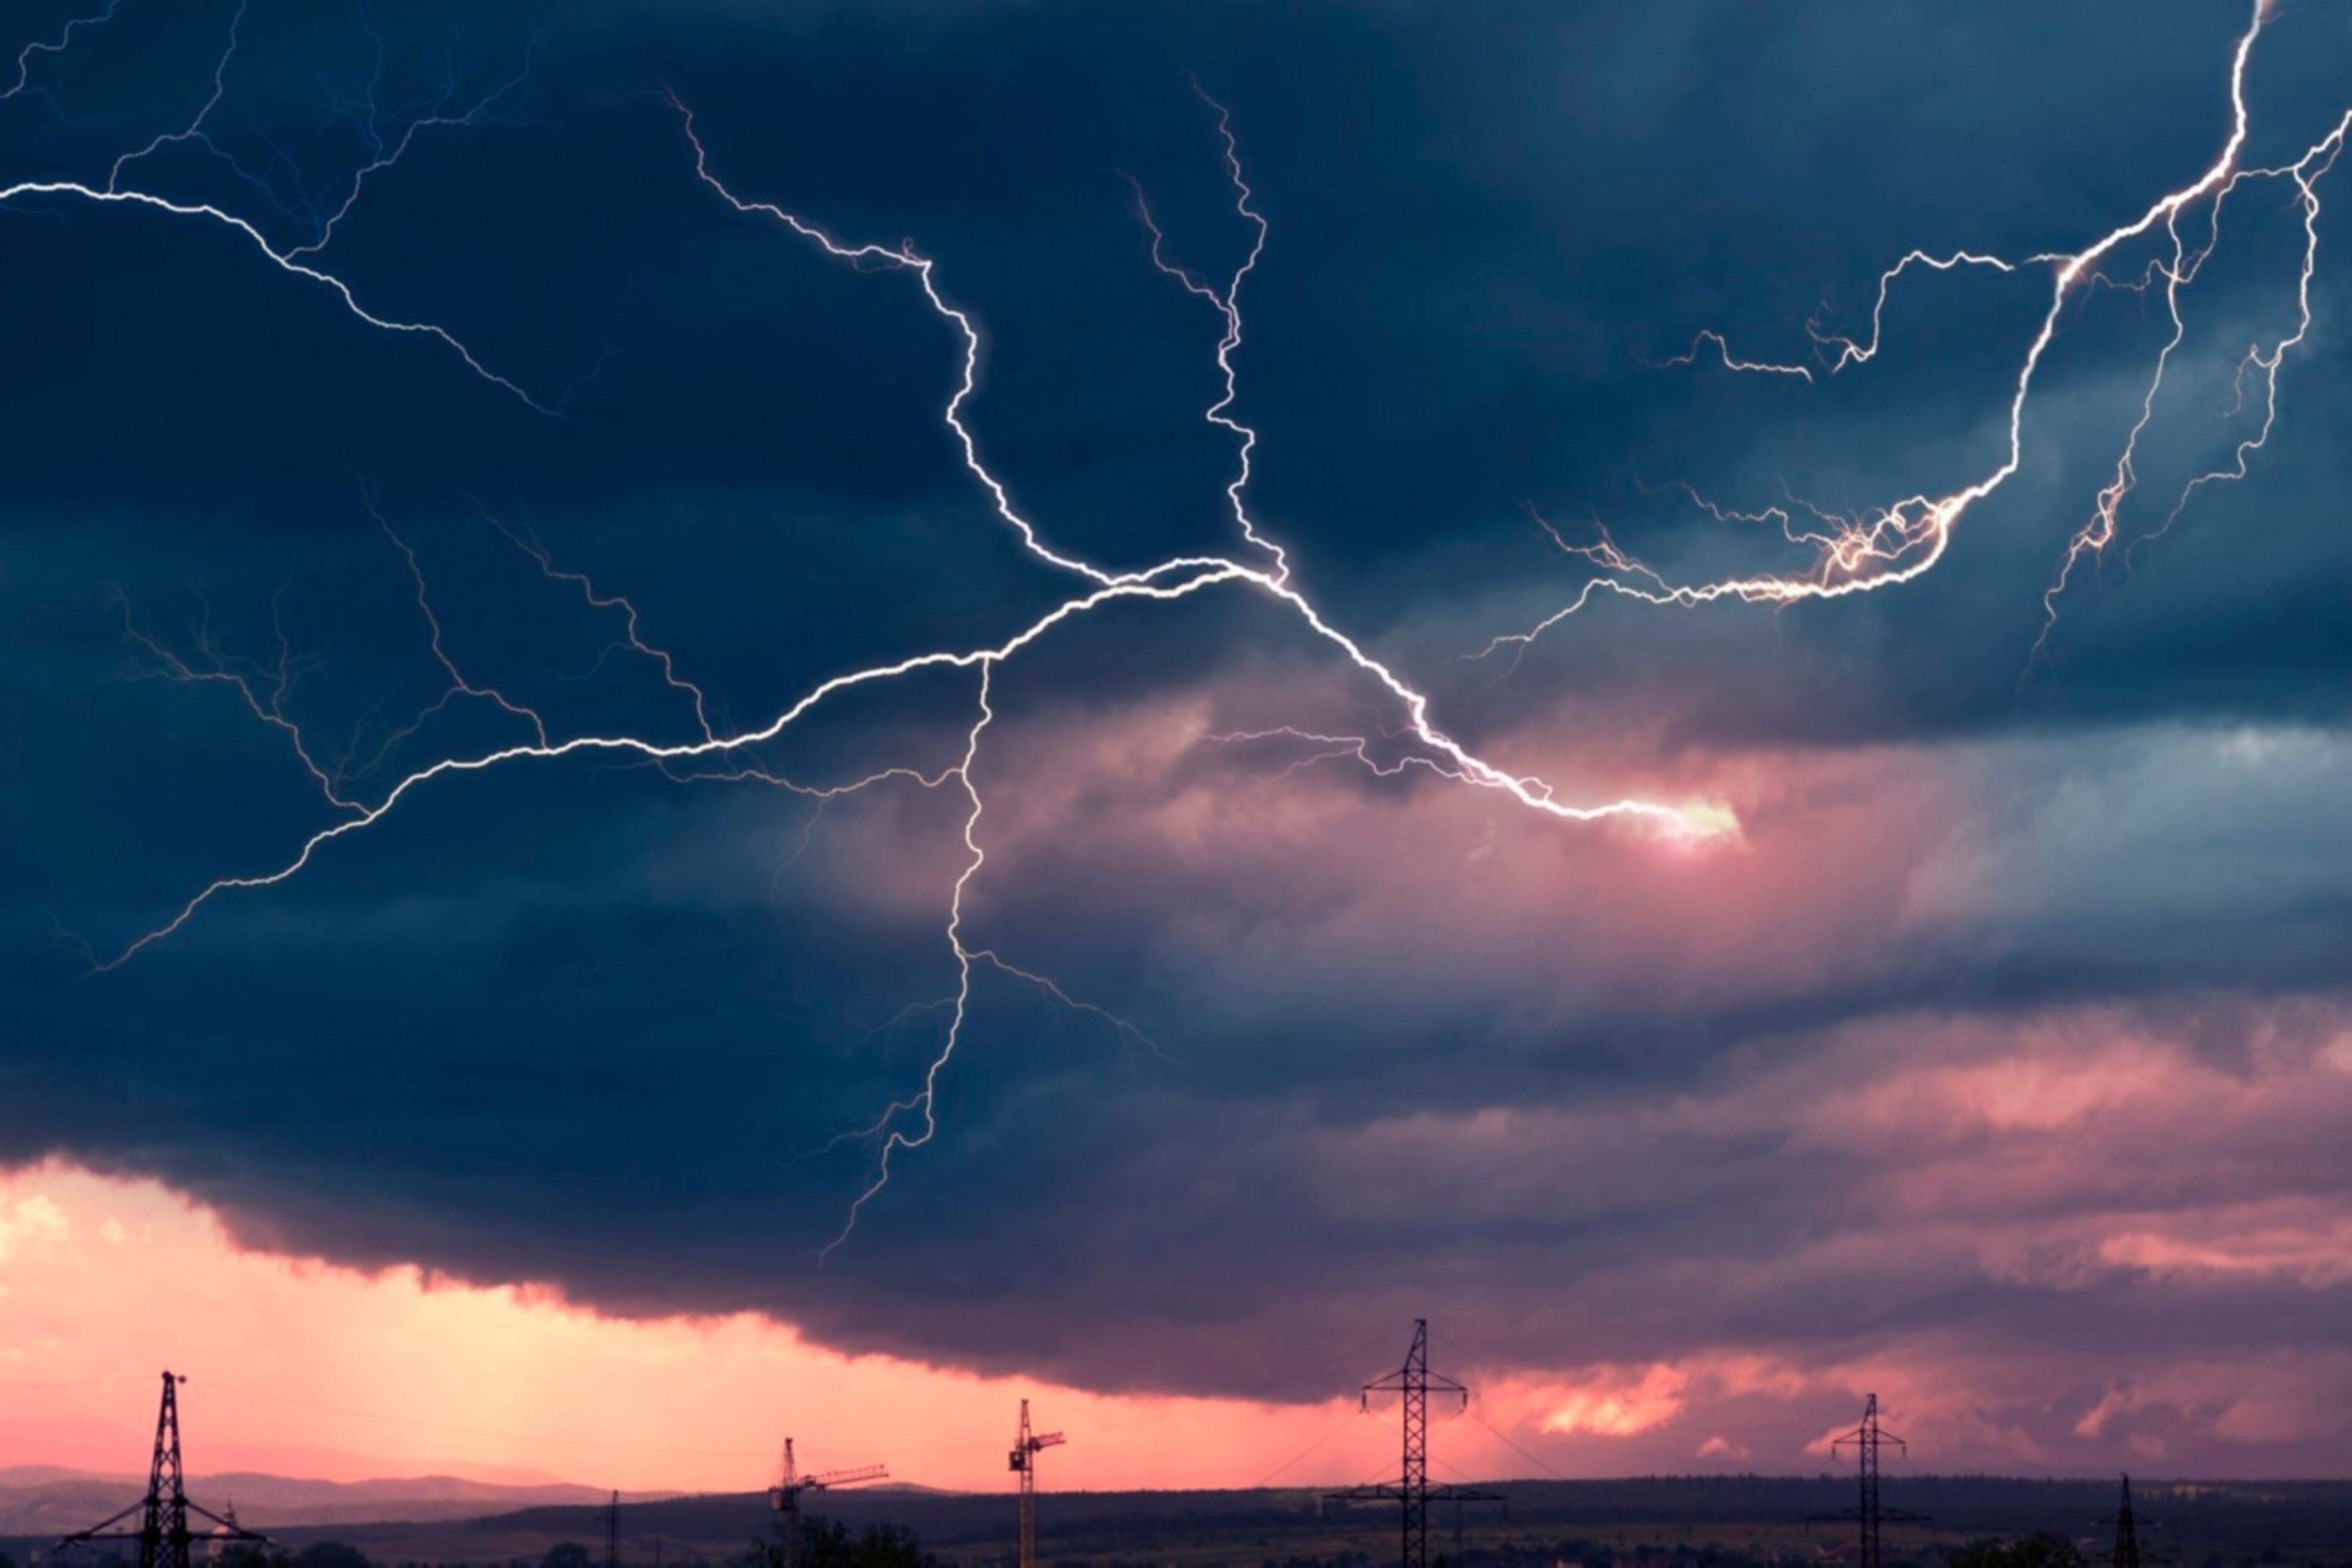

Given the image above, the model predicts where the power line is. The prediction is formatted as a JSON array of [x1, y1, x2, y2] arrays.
[[1463, 1407, 1572, 1483], [1244, 1328, 1466, 1491], [1250, 1411, 1365, 1489]]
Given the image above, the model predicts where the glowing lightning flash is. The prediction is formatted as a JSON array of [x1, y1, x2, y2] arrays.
[[660, 91, 1733, 1244]]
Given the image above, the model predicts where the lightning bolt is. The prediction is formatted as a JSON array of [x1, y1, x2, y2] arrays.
[[0, 173, 562, 409], [40, 2, 2323, 1245], [668, 90, 1732, 1241], [1479, 0, 2344, 674], [23, 15, 1903, 1246]]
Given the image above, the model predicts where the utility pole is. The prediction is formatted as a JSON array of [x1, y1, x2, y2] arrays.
[[1324, 1321, 1503, 1568], [1009, 1400, 1066, 1568], [604, 1490, 620, 1568], [55, 1373, 268, 1568], [769, 1438, 887, 1568], [1811, 1394, 1926, 1568]]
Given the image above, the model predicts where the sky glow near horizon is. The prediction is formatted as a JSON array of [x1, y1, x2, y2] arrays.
[[4, 0, 2351, 1487]]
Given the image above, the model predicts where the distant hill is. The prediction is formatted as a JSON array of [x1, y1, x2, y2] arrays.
[[0, 1468, 668, 1537]]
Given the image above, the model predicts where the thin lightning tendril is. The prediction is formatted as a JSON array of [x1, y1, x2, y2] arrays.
[[1126, 79, 1287, 580], [369, 495, 554, 750], [114, 584, 355, 810], [105, 0, 249, 194], [1, 1, 563, 413], [286, 45, 541, 262], [473, 503, 722, 745], [1, 0, 124, 103], [2038, 110, 2349, 660]]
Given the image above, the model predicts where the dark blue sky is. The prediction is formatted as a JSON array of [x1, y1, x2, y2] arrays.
[[4, 0, 2351, 1474]]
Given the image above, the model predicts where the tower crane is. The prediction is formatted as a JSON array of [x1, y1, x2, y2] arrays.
[[1008, 1400, 1065, 1568], [767, 1438, 886, 1568]]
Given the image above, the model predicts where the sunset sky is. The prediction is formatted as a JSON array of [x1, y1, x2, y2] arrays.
[[5, 0, 2351, 1493]]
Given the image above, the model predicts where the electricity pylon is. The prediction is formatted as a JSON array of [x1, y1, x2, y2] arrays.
[[55, 1372, 268, 1568], [1009, 1400, 1065, 1568], [1325, 1321, 1503, 1568], [767, 1438, 886, 1568], [1811, 1393, 1927, 1568], [2111, 1475, 2143, 1568]]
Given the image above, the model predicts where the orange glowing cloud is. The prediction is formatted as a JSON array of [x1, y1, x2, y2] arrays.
[[1529, 1365, 1690, 1439]]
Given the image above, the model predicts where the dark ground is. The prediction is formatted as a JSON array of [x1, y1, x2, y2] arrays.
[[15, 1477, 2350, 1568]]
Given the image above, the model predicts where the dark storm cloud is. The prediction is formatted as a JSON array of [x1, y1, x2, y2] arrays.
[[5, 0, 2351, 1471]]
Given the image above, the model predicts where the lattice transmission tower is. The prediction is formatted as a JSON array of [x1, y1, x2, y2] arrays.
[[55, 1372, 268, 1568], [2111, 1475, 2143, 1568], [1325, 1320, 1502, 1568], [1811, 1393, 1926, 1568]]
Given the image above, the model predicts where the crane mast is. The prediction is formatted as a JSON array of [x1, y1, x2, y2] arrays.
[[1008, 1400, 1066, 1568]]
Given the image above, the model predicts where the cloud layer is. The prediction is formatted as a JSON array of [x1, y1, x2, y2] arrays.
[[2, 0, 2348, 1477]]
